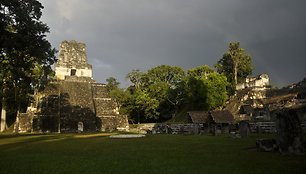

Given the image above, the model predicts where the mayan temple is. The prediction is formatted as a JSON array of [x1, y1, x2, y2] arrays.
[[55, 40, 93, 81], [17, 40, 129, 133]]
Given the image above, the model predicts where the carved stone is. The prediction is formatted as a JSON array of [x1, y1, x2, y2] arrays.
[[17, 40, 129, 133], [239, 120, 250, 138], [55, 40, 93, 80], [276, 108, 304, 154]]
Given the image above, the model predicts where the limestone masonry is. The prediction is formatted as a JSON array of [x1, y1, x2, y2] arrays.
[[17, 40, 129, 133], [55, 40, 93, 80]]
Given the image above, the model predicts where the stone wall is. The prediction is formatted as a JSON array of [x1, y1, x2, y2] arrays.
[[237, 74, 269, 91], [55, 40, 93, 80], [60, 81, 95, 111], [132, 123, 210, 135], [97, 115, 129, 132], [16, 113, 34, 133], [56, 40, 88, 67], [92, 84, 119, 116], [92, 84, 109, 98], [17, 80, 128, 133]]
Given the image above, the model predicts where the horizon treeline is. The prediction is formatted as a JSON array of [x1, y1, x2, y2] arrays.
[[106, 42, 253, 123]]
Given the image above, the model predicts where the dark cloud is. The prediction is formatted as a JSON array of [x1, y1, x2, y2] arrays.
[[41, 0, 306, 87]]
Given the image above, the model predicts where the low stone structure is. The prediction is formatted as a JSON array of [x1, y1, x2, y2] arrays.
[[276, 108, 304, 154], [16, 40, 129, 133], [238, 120, 251, 138], [132, 123, 203, 135], [256, 139, 278, 152]]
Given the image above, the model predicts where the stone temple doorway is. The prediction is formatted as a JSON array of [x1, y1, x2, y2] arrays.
[[78, 122, 84, 132], [71, 69, 76, 76]]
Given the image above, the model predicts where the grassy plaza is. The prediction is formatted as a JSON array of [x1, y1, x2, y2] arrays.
[[0, 133, 305, 174]]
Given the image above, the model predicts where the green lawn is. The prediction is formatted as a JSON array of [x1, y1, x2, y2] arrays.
[[0, 133, 305, 174]]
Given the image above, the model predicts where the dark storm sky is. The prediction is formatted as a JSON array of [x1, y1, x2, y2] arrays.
[[41, 0, 306, 87]]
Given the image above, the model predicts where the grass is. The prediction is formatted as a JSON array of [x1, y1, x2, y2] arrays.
[[0, 133, 305, 174]]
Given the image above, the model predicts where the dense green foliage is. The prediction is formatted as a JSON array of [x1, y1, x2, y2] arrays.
[[186, 65, 228, 110], [124, 65, 186, 122], [0, 0, 56, 127], [0, 133, 305, 174], [215, 42, 253, 94], [106, 77, 120, 92], [109, 65, 228, 123]]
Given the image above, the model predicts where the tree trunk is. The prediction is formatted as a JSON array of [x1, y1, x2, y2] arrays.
[[1, 107, 7, 132], [14, 110, 20, 133], [1, 76, 8, 132], [233, 62, 238, 89]]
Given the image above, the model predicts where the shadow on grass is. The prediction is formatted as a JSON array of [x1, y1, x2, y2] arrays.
[[0, 133, 306, 174], [0, 133, 114, 148]]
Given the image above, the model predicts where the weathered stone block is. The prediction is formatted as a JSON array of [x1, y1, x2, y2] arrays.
[[256, 139, 278, 152], [276, 108, 304, 154]]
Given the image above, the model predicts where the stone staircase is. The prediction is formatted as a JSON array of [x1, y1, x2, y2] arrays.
[[59, 81, 96, 132]]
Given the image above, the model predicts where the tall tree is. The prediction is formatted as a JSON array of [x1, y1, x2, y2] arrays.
[[124, 65, 185, 122], [145, 65, 185, 120], [125, 69, 145, 89], [0, 0, 56, 131], [187, 65, 214, 78], [146, 65, 185, 86], [105, 76, 130, 114], [186, 65, 228, 110], [106, 77, 120, 92], [215, 42, 252, 94]]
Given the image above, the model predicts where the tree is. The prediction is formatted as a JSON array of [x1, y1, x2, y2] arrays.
[[186, 65, 228, 110], [134, 89, 159, 121], [106, 77, 120, 92], [124, 65, 186, 122], [105, 76, 132, 115], [187, 65, 214, 78], [125, 69, 145, 89], [186, 76, 208, 110], [146, 65, 185, 86], [109, 88, 129, 112], [215, 42, 252, 94], [166, 80, 188, 117], [0, 0, 56, 131], [203, 72, 228, 110], [145, 65, 185, 120]]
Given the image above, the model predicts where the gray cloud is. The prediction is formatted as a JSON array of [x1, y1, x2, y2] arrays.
[[41, 0, 306, 87]]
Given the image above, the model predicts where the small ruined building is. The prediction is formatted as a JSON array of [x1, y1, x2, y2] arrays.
[[188, 110, 234, 134], [236, 74, 270, 91], [225, 74, 306, 135], [226, 74, 272, 121], [17, 40, 129, 133]]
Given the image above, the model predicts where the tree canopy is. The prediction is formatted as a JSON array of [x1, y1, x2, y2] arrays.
[[117, 64, 228, 123], [0, 0, 56, 131], [215, 42, 252, 94], [186, 65, 228, 110], [106, 77, 120, 92]]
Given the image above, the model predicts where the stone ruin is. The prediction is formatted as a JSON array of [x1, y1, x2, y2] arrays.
[[238, 120, 251, 138], [226, 74, 271, 122], [256, 108, 305, 154], [16, 40, 129, 133], [275, 108, 304, 154], [236, 74, 270, 91], [55, 40, 92, 80]]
